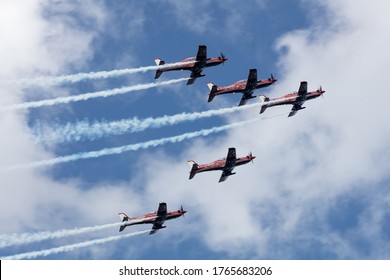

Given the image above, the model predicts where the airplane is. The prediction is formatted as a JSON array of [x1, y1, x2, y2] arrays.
[[154, 44, 228, 85], [118, 202, 187, 234], [188, 147, 256, 183], [259, 81, 325, 117], [207, 68, 277, 106]]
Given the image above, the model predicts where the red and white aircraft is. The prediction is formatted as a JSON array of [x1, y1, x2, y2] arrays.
[[259, 81, 325, 117], [207, 68, 277, 106], [188, 147, 256, 183], [118, 202, 187, 235], [154, 44, 228, 85]]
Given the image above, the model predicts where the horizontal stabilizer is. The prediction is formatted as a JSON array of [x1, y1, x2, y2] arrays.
[[154, 70, 163, 79]]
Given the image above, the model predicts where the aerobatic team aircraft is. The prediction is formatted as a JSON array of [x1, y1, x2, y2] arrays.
[[259, 81, 325, 117], [154, 44, 228, 85], [118, 202, 187, 234], [207, 68, 277, 106], [188, 147, 256, 183]]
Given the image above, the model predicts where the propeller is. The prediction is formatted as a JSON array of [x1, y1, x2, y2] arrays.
[[180, 205, 185, 217], [318, 85, 324, 99], [269, 73, 275, 81], [248, 151, 255, 164], [220, 52, 226, 64]]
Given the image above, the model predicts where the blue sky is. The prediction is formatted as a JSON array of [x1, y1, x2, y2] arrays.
[[1, 0, 390, 260]]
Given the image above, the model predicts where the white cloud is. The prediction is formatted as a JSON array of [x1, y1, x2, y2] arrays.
[[1, 0, 389, 260]]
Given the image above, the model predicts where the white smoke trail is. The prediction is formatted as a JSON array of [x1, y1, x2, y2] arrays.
[[0, 217, 156, 249], [0, 62, 192, 87], [3, 117, 269, 171], [0, 78, 188, 111], [33, 98, 292, 145], [0, 230, 150, 260], [35, 103, 260, 144]]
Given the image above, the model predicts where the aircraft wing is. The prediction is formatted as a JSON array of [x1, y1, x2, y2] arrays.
[[245, 68, 258, 90], [221, 147, 237, 171], [288, 107, 299, 117], [238, 91, 256, 106], [288, 81, 308, 117], [297, 81, 308, 96], [225, 147, 236, 165], [196, 45, 207, 61], [150, 221, 165, 235], [187, 45, 208, 85], [237, 69, 258, 105], [187, 70, 205, 85], [218, 156, 237, 183], [219, 172, 229, 183], [157, 202, 167, 217], [149, 203, 168, 234], [187, 74, 199, 85], [218, 147, 237, 182], [238, 96, 249, 106]]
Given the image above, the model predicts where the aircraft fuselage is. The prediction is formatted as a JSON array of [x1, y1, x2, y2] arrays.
[[213, 79, 276, 96], [194, 155, 255, 174]]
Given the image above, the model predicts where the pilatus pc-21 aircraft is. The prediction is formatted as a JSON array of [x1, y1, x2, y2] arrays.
[[154, 44, 228, 85], [188, 147, 256, 183], [259, 81, 325, 117], [207, 68, 277, 106], [118, 203, 187, 234]]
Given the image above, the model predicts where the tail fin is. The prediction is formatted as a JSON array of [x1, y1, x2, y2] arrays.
[[259, 95, 270, 114], [118, 213, 130, 232], [207, 82, 218, 102], [154, 58, 165, 66], [259, 95, 270, 102], [187, 160, 199, 179], [154, 58, 165, 79]]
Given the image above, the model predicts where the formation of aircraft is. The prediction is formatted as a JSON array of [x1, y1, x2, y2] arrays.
[[117, 45, 325, 236], [207, 68, 277, 106], [118, 202, 187, 234], [259, 81, 325, 117], [188, 147, 256, 183], [154, 44, 228, 85]]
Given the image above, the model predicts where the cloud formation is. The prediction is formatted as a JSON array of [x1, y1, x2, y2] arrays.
[[1, 0, 389, 260]]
